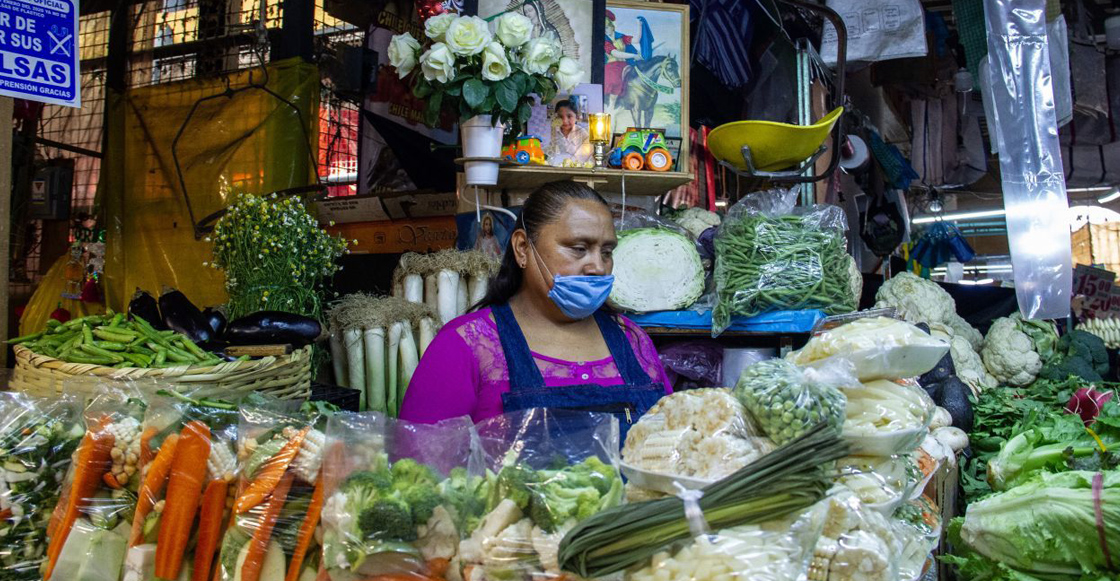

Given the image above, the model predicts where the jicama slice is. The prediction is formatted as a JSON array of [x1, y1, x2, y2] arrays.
[[398, 324, 420, 415], [328, 330, 348, 388], [403, 273, 424, 304], [342, 328, 365, 410], [362, 327, 386, 413], [437, 270, 460, 325], [387, 322, 403, 417], [418, 317, 437, 357]]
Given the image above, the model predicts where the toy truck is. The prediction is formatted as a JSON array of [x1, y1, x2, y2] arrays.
[[608, 128, 673, 171]]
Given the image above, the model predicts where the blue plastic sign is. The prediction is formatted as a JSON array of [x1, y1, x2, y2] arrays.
[[0, 0, 79, 107]]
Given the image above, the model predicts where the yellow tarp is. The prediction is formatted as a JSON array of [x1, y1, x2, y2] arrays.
[[101, 58, 319, 313], [19, 256, 106, 336]]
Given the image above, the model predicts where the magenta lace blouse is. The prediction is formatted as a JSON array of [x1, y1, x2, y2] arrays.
[[399, 307, 672, 423]]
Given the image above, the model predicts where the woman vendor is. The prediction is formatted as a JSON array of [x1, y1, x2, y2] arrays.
[[400, 181, 671, 434]]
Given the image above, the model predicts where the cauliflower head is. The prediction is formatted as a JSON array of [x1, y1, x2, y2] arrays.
[[873, 272, 955, 325], [945, 312, 983, 351], [980, 317, 1041, 387], [670, 207, 721, 239], [930, 323, 995, 394]]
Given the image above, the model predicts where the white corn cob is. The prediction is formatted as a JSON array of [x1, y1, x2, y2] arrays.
[[208, 441, 237, 482], [291, 428, 326, 483], [106, 417, 142, 487]]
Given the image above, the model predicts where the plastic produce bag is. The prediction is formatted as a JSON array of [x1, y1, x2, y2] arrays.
[[44, 386, 148, 581], [320, 412, 479, 581], [462, 409, 624, 581], [842, 380, 935, 456], [626, 510, 824, 581], [621, 389, 774, 493], [733, 358, 850, 445], [983, 0, 1073, 320], [835, 454, 923, 515], [804, 490, 904, 581], [215, 402, 332, 581], [120, 391, 242, 581], [610, 209, 707, 314], [892, 497, 941, 581], [713, 190, 856, 335], [787, 317, 949, 381], [0, 392, 84, 580], [658, 340, 723, 388]]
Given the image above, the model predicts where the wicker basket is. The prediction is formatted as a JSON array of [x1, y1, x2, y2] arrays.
[[10, 344, 313, 400]]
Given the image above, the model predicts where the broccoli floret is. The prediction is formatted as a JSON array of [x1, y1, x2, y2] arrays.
[[403, 483, 442, 526], [439, 468, 488, 530], [1040, 355, 1103, 383], [529, 483, 600, 532], [568, 456, 618, 496], [1064, 330, 1109, 376], [390, 458, 440, 489], [342, 468, 392, 492], [488, 465, 537, 512], [357, 497, 417, 542]]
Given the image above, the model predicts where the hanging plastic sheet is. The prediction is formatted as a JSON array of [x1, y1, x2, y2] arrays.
[[100, 59, 319, 313], [19, 255, 106, 336], [982, 0, 1072, 319]]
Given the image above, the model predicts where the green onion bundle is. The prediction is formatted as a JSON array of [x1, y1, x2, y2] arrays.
[[557, 423, 848, 577]]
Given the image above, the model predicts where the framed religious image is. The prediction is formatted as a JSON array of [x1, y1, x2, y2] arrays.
[[466, 0, 605, 85], [603, 0, 689, 157]]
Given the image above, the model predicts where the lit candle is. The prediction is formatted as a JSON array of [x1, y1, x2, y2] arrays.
[[589, 113, 611, 167]]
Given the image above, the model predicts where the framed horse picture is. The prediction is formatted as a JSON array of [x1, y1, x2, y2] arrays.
[[603, 0, 689, 159], [466, 0, 606, 86]]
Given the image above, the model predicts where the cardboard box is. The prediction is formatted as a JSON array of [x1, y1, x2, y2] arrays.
[[326, 216, 458, 254], [314, 195, 390, 224], [381, 190, 459, 219]]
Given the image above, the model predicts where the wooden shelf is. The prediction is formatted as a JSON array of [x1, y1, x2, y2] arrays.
[[325, 216, 458, 255], [487, 165, 694, 196]]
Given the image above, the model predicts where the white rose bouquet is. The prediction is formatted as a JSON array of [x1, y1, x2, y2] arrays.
[[389, 12, 583, 139]]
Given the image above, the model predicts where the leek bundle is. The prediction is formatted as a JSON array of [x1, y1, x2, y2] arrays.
[[391, 250, 499, 324], [328, 295, 436, 415], [558, 424, 848, 577]]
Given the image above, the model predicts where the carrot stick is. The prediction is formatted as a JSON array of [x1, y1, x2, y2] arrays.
[[44, 419, 114, 580], [138, 425, 159, 467], [154, 421, 212, 580], [102, 472, 122, 489], [240, 471, 295, 581], [0, 508, 11, 521], [234, 427, 309, 514], [129, 432, 180, 547], [426, 557, 450, 579], [284, 478, 326, 581], [191, 479, 230, 581]]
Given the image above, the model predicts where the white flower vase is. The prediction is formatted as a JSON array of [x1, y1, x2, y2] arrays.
[[460, 115, 504, 186]]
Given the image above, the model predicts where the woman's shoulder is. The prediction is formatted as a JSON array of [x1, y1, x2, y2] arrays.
[[437, 307, 498, 343], [614, 313, 654, 342]]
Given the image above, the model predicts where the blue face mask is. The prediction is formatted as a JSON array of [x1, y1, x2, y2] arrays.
[[530, 243, 614, 320]]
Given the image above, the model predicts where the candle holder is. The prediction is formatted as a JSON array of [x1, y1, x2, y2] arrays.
[[589, 113, 612, 168]]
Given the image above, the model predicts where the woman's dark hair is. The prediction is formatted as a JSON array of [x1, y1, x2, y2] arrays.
[[554, 99, 578, 116], [474, 180, 609, 310]]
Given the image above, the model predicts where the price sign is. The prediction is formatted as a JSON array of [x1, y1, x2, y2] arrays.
[[0, 0, 80, 107], [1111, 285, 1120, 317], [1074, 264, 1117, 318]]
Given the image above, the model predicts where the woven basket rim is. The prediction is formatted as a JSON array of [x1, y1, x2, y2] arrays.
[[12, 343, 312, 379]]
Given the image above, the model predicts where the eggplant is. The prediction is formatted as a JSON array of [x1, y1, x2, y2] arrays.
[[224, 311, 323, 347], [128, 290, 166, 330], [919, 351, 956, 388], [158, 288, 213, 343], [202, 307, 227, 336]]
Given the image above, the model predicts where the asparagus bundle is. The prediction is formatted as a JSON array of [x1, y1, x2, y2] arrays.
[[557, 423, 848, 578], [327, 295, 437, 415], [391, 250, 499, 324]]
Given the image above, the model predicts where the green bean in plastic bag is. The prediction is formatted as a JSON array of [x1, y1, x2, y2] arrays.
[[713, 190, 857, 335]]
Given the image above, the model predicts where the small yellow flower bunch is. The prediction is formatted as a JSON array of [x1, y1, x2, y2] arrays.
[[209, 192, 350, 319]]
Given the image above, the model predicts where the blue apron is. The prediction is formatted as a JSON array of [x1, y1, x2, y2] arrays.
[[492, 303, 664, 442]]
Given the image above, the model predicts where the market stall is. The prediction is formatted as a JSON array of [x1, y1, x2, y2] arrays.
[[4, 0, 1120, 580]]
